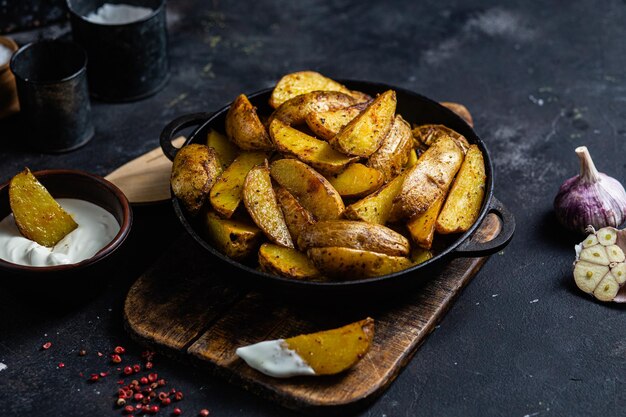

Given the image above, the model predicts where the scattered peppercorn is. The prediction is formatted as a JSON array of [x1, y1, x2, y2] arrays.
[[114, 346, 126, 354], [145, 361, 154, 369], [134, 393, 144, 401], [199, 409, 209, 417], [161, 397, 172, 406], [123, 366, 133, 375], [117, 398, 127, 407], [140, 377, 149, 385], [148, 373, 158, 383], [174, 391, 184, 401], [97, 352, 103, 357], [123, 405, 135, 414], [57, 362, 64, 368], [173, 408, 182, 416], [133, 364, 141, 373], [149, 405, 160, 414], [42, 342, 52, 350], [78, 349, 87, 356], [89, 374, 99, 382], [111, 354, 122, 363], [158, 379, 166, 387], [99, 372, 108, 378]]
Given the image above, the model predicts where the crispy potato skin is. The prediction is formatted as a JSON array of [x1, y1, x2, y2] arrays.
[[207, 129, 240, 169], [406, 195, 445, 249], [344, 173, 405, 224], [305, 102, 369, 140], [269, 119, 357, 175], [330, 90, 396, 157], [270, 159, 344, 220], [225, 94, 273, 151], [436, 144, 486, 233], [440, 102, 474, 127], [391, 135, 463, 220], [368, 115, 413, 182], [274, 186, 315, 243], [284, 318, 375, 375], [269, 91, 356, 126], [326, 163, 384, 199], [243, 162, 294, 247], [171, 144, 222, 215], [412, 124, 469, 154], [308, 247, 413, 278], [297, 220, 410, 256], [203, 211, 262, 260], [9, 168, 78, 247], [258, 243, 321, 279], [269, 71, 354, 108]]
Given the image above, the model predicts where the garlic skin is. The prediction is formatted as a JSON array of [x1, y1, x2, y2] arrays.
[[554, 146, 626, 234]]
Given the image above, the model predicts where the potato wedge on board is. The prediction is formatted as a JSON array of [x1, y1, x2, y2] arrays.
[[269, 71, 354, 108], [171, 144, 222, 215], [209, 152, 268, 218], [203, 211, 262, 260], [391, 135, 464, 220], [269, 91, 355, 126], [269, 119, 357, 175], [258, 243, 321, 279], [305, 102, 369, 140], [9, 168, 78, 247], [308, 247, 413, 278], [207, 129, 239, 170], [406, 195, 445, 249], [330, 90, 396, 157], [275, 186, 315, 243], [243, 162, 293, 247], [412, 124, 469, 154], [297, 220, 410, 256], [225, 94, 273, 151], [325, 163, 384, 199], [440, 102, 474, 127], [367, 115, 413, 182], [270, 159, 345, 220], [344, 173, 405, 224], [436, 144, 486, 234]]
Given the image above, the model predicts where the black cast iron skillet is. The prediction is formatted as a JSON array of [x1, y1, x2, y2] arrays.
[[160, 80, 515, 297]]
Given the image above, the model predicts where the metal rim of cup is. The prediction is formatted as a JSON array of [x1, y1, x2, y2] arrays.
[[0, 37, 18, 71], [65, 0, 166, 27], [10, 39, 88, 86]]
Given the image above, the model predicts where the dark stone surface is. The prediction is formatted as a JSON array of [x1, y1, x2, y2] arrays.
[[1, 0, 626, 416]]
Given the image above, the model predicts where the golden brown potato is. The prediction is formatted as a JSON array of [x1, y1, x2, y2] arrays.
[[410, 247, 434, 265], [207, 129, 239, 170], [367, 115, 413, 182], [412, 124, 469, 154], [405, 148, 418, 169], [325, 163, 384, 199], [391, 135, 464, 220], [330, 90, 396, 157], [243, 162, 294, 247], [349, 90, 373, 103], [305, 102, 369, 140], [269, 119, 357, 175], [269, 71, 354, 108], [9, 168, 78, 247], [284, 318, 375, 375], [203, 211, 262, 260], [406, 195, 444, 249], [344, 173, 405, 224], [436, 144, 486, 234], [269, 159, 345, 220], [171, 144, 223, 215], [225, 94, 273, 151], [440, 102, 474, 127], [308, 247, 413, 278], [258, 243, 321, 279], [274, 186, 315, 243], [297, 220, 410, 256], [209, 152, 268, 218], [269, 91, 356, 126]]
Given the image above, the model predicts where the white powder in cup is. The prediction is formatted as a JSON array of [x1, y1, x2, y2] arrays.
[[85, 3, 153, 25], [0, 43, 13, 66]]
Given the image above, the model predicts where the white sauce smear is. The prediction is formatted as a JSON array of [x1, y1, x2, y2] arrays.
[[236, 339, 315, 378], [0, 199, 120, 267], [0, 43, 13, 66], [85, 3, 153, 25]]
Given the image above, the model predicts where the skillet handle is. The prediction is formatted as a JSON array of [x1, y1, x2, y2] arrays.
[[454, 197, 515, 257], [160, 112, 213, 161]]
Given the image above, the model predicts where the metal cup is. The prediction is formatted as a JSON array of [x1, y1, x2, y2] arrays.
[[66, 0, 169, 102], [10, 40, 94, 152]]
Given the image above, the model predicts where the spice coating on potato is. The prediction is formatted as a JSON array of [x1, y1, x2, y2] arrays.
[[440, 102, 474, 127], [284, 318, 375, 375], [9, 168, 78, 247], [269, 71, 354, 109], [258, 243, 321, 279], [326, 163, 384, 199], [171, 144, 222, 215], [307, 246, 413, 278], [207, 129, 240, 170], [225, 94, 273, 151], [275, 186, 315, 244], [344, 173, 405, 224], [269, 91, 356, 127], [330, 90, 396, 157], [407, 195, 445, 249], [412, 124, 469, 154], [305, 102, 369, 140], [368, 115, 413, 182], [203, 211, 262, 260]]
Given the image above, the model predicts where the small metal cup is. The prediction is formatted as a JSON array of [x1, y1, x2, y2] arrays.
[[10, 40, 94, 153], [66, 0, 169, 102]]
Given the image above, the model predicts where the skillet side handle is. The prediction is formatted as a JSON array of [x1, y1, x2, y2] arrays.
[[160, 112, 213, 161], [454, 197, 515, 257]]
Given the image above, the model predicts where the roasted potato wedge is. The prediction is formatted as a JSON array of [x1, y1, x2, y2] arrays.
[[412, 124, 469, 154], [269, 91, 355, 126], [308, 247, 413, 278], [171, 144, 222, 215], [207, 129, 239, 169], [305, 102, 369, 140], [367, 115, 413, 182], [269, 71, 354, 108], [203, 211, 262, 260], [326, 163, 384, 199], [9, 168, 78, 247], [270, 159, 344, 220], [406, 195, 445, 249], [344, 173, 405, 224], [349, 90, 372, 103], [391, 135, 464, 220], [243, 162, 294, 247], [297, 220, 410, 256], [436, 144, 486, 234], [405, 148, 418, 169], [275, 186, 315, 243], [411, 247, 434, 265], [330, 90, 396, 157], [440, 102, 474, 127], [209, 152, 267, 218], [225, 94, 273, 151], [269, 119, 357, 175], [258, 243, 321, 279]]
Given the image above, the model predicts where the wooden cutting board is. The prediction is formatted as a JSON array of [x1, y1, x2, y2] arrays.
[[124, 213, 501, 415]]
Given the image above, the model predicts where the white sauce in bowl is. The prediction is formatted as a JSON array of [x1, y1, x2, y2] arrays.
[[85, 4, 154, 25], [0, 199, 120, 267], [236, 339, 315, 378]]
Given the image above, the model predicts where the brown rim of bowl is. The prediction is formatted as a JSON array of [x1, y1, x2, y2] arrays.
[[0, 169, 133, 273], [0, 36, 18, 71]]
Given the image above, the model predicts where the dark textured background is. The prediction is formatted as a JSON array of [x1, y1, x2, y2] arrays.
[[1, 0, 626, 416]]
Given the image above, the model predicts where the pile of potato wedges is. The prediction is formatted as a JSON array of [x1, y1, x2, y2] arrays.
[[170, 71, 486, 280]]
